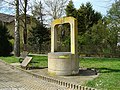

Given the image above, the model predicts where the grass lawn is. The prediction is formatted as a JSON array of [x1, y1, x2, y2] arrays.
[[80, 58, 120, 90], [29, 55, 48, 67], [0, 55, 120, 90], [0, 56, 19, 63]]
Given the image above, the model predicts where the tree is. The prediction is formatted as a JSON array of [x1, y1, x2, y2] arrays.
[[14, 0, 20, 57], [65, 2, 102, 35], [65, 0, 77, 18], [28, 20, 50, 53], [108, 0, 120, 41], [65, 2, 102, 54], [0, 23, 12, 56], [64, 0, 77, 51], [106, 0, 120, 55], [44, 0, 68, 21], [1, 0, 30, 53], [107, 0, 120, 25], [0, 0, 15, 14], [28, 1, 50, 53], [0, 0, 4, 9], [22, 0, 28, 51], [77, 2, 102, 34], [87, 20, 109, 55], [32, 0, 45, 24]]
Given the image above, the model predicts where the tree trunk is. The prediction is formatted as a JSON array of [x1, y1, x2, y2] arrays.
[[23, 0, 27, 51], [14, 0, 20, 57]]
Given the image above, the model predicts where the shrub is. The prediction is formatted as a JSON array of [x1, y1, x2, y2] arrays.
[[0, 23, 13, 56]]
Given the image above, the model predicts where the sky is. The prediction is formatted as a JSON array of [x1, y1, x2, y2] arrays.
[[72, 0, 115, 15], [0, 0, 115, 16]]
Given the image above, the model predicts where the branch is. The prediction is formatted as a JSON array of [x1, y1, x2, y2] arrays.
[[19, 0, 24, 9], [3, 0, 15, 6]]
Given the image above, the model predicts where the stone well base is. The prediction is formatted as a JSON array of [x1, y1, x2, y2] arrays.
[[48, 52, 79, 76]]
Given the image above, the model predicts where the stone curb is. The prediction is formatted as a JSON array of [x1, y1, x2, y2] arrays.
[[0, 59, 97, 90]]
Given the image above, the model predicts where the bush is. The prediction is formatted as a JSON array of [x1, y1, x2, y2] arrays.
[[0, 23, 13, 56], [28, 21, 50, 53]]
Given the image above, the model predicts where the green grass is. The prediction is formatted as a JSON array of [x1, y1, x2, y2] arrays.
[[29, 55, 48, 67], [80, 58, 120, 90], [0, 55, 48, 67], [0, 56, 19, 63], [0, 55, 120, 90]]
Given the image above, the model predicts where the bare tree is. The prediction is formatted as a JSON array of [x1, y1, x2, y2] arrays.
[[22, 0, 28, 51], [1, 0, 30, 53], [0, 0, 15, 14], [14, 0, 20, 57], [44, 0, 68, 21], [32, 0, 45, 24], [0, 0, 4, 5]]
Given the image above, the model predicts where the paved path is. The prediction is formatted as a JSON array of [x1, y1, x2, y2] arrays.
[[29, 68, 97, 85], [0, 60, 68, 90]]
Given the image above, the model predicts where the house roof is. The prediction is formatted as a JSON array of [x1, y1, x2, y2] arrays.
[[0, 13, 33, 23], [0, 13, 15, 23]]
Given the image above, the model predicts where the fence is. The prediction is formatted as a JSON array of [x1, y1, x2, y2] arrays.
[[79, 45, 120, 58], [27, 43, 120, 58]]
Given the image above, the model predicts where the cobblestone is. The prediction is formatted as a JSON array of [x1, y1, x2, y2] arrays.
[[0, 60, 68, 90]]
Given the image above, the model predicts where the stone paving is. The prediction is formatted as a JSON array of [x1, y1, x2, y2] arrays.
[[0, 60, 69, 90], [28, 68, 98, 85]]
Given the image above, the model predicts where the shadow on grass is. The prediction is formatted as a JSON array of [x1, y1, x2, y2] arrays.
[[29, 66, 48, 70], [78, 67, 120, 76], [77, 68, 98, 76], [96, 68, 120, 73]]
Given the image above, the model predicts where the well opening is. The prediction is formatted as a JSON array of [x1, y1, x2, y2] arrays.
[[55, 23, 70, 52]]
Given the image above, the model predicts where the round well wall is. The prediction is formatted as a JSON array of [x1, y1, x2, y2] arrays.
[[48, 52, 79, 75]]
